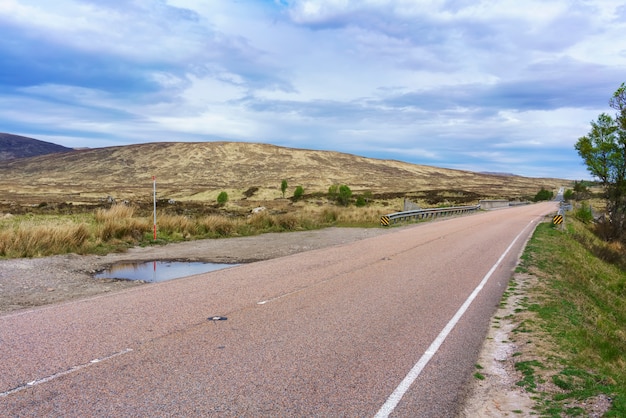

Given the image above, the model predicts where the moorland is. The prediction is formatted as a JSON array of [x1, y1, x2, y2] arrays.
[[0, 140, 567, 211]]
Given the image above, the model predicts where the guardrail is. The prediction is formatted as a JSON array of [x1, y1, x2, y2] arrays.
[[380, 204, 481, 226]]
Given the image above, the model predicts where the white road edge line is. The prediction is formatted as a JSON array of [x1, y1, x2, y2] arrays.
[[374, 219, 536, 418], [0, 348, 133, 398]]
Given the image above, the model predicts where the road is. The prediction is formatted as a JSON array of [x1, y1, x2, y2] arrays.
[[0, 202, 557, 417]]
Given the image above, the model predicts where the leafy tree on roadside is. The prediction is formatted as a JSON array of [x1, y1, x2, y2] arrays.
[[281, 179, 288, 198], [575, 82, 626, 240]]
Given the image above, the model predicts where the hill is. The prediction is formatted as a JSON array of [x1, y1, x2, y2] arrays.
[[0, 133, 73, 161], [0, 141, 567, 205]]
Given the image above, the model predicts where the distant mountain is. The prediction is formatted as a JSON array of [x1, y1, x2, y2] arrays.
[[0, 133, 73, 161], [479, 172, 519, 177]]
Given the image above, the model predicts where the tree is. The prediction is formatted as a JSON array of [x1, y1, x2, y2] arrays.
[[572, 180, 591, 200], [281, 179, 288, 198], [217, 191, 228, 206], [337, 185, 352, 206], [293, 185, 304, 200], [575, 82, 626, 240]]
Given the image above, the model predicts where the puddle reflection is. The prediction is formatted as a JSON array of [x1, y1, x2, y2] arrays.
[[94, 261, 237, 283]]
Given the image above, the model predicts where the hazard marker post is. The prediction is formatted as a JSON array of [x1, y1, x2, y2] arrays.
[[152, 176, 157, 241]]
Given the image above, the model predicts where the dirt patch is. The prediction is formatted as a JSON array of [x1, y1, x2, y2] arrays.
[[459, 273, 536, 417], [459, 271, 613, 418]]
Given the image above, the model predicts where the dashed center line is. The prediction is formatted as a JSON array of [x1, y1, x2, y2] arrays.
[[0, 348, 133, 398]]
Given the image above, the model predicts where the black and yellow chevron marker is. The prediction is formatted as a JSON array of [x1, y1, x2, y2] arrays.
[[380, 215, 390, 226], [553, 214, 564, 225]]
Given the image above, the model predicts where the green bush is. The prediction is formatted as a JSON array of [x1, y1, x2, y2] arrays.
[[337, 185, 352, 206], [534, 188, 554, 202], [328, 184, 352, 206], [217, 191, 228, 206], [293, 185, 304, 200], [328, 184, 339, 200], [564, 189, 574, 201], [575, 202, 594, 224]]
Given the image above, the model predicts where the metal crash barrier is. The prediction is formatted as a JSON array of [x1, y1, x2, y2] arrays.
[[380, 204, 481, 226]]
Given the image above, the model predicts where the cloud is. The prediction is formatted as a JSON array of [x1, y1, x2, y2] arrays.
[[0, 0, 625, 180]]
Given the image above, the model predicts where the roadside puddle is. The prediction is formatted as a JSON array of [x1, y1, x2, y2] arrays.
[[94, 261, 238, 283]]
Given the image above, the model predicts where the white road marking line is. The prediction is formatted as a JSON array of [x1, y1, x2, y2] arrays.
[[374, 219, 536, 418], [257, 288, 303, 305], [0, 348, 133, 398], [257, 277, 336, 305]]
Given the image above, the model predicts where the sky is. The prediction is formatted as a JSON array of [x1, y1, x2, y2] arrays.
[[1, 0, 626, 179]]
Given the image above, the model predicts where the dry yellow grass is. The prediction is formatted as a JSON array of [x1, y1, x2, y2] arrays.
[[0, 222, 90, 257]]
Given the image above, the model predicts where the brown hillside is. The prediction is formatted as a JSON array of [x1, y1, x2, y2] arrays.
[[0, 141, 567, 204]]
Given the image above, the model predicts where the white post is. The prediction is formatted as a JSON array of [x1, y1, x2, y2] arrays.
[[152, 176, 157, 241]]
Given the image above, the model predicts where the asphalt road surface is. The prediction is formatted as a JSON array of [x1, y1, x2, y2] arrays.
[[0, 202, 557, 417]]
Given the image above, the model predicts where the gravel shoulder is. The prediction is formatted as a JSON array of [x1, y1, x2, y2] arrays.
[[0, 227, 396, 315], [0, 225, 530, 415]]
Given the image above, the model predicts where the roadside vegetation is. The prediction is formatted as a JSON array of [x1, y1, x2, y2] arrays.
[[0, 200, 392, 258], [500, 82, 626, 416], [2, 181, 539, 259], [507, 213, 626, 416]]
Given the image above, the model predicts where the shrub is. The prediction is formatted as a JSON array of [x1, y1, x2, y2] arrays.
[[293, 185, 304, 201], [217, 191, 228, 206], [575, 202, 594, 224], [328, 184, 339, 200], [337, 185, 352, 206], [534, 188, 554, 202]]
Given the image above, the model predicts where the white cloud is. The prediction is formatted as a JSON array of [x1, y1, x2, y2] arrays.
[[1, 0, 624, 178]]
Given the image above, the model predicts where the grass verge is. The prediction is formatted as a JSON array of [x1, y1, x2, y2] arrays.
[[511, 216, 626, 416]]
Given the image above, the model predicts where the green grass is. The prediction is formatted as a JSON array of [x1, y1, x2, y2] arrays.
[[515, 360, 544, 391], [513, 217, 626, 416]]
